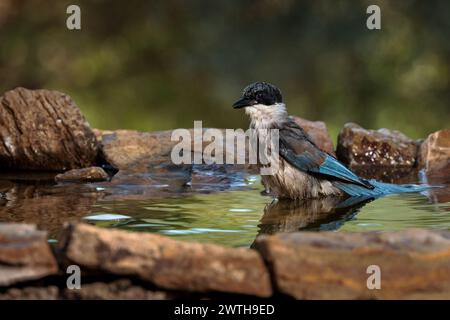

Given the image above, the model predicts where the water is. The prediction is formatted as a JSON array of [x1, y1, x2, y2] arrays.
[[1, 171, 449, 247], [85, 178, 450, 247]]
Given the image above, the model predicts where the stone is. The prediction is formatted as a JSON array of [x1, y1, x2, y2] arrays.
[[416, 129, 450, 203], [0, 286, 59, 300], [63, 279, 174, 300], [99, 129, 176, 170], [0, 87, 98, 171], [0, 223, 58, 286], [97, 128, 243, 170], [255, 229, 450, 299], [293, 116, 335, 155], [98, 122, 332, 171], [418, 129, 450, 177], [55, 167, 109, 183], [59, 223, 272, 297], [351, 166, 419, 184], [336, 123, 419, 168]]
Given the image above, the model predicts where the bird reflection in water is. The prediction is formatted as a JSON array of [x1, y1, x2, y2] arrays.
[[256, 195, 374, 237]]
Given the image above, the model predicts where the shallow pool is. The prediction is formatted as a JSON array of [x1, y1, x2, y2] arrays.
[[1, 170, 449, 247], [86, 175, 450, 247]]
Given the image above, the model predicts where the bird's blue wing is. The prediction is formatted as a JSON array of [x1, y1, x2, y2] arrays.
[[279, 124, 374, 189]]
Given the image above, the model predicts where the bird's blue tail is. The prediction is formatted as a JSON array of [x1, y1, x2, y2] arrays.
[[333, 179, 431, 198]]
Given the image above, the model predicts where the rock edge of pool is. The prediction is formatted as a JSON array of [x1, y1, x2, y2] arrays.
[[0, 87, 449, 299]]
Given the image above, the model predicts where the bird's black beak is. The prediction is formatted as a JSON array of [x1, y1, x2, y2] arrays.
[[232, 97, 255, 109]]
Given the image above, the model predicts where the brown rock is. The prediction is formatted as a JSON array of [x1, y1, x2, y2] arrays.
[[99, 129, 182, 170], [0, 286, 59, 300], [351, 166, 419, 184], [59, 223, 272, 297], [0, 87, 98, 171], [0, 224, 58, 286], [293, 116, 335, 155], [55, 167, 109, 183], [99, 125, 317, 171], [98, 128, 239, 170], [63, 279, 175, 300], [418, 129, 450, 177], [336, 123, 419, 168], [255, 229, 450, 299], [415, 129, 450, 203]]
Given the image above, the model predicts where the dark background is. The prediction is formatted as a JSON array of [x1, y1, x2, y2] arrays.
[[1, 0, 449, 140]]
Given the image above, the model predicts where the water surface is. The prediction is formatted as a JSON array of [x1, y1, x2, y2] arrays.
[[1, 169, 448, 247]]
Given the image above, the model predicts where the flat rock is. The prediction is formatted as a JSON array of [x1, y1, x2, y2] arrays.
[[59, 223, 272, 297], [418, 129, 450, 177], [97, 128, 249, 170], [336, 123, 419, 168], [98, 121, 333, 171], [99, 129, 177, 170], [0, 87, 98, 171], [255, 229, 450, 299], [55, 167, 109, 183], [0, 223, 58, 286], [293, 116, 335, 155]]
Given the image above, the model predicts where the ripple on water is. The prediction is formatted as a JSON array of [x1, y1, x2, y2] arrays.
[[83, 213, 131, 221]]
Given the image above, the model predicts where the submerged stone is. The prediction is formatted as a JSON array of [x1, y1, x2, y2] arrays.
[[55, 167, 109, 183]]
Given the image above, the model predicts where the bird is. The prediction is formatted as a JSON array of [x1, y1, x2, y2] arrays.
[[232, 81, 429, 200]]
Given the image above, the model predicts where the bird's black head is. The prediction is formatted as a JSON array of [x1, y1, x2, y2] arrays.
[[232, 82, 283, 109]]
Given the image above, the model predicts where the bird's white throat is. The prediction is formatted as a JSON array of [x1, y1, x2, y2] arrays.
[[245, 103, 288, 129]]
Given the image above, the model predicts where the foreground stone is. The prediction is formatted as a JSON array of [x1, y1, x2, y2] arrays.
[[0, 286, 59, 300], [0, 87, 98, 171], [55, 167, 109, 183], [418, 129, 450, 177], [59, 223, 272, 297], [63, 279, 175, 300], [0, 224, 58, 286], [293, 116, 335, 155], [336, 123, 418, 168], [255, 229, 450, 299]]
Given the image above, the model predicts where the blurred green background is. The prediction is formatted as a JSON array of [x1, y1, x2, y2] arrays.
[[0, 0, 449, 141]]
